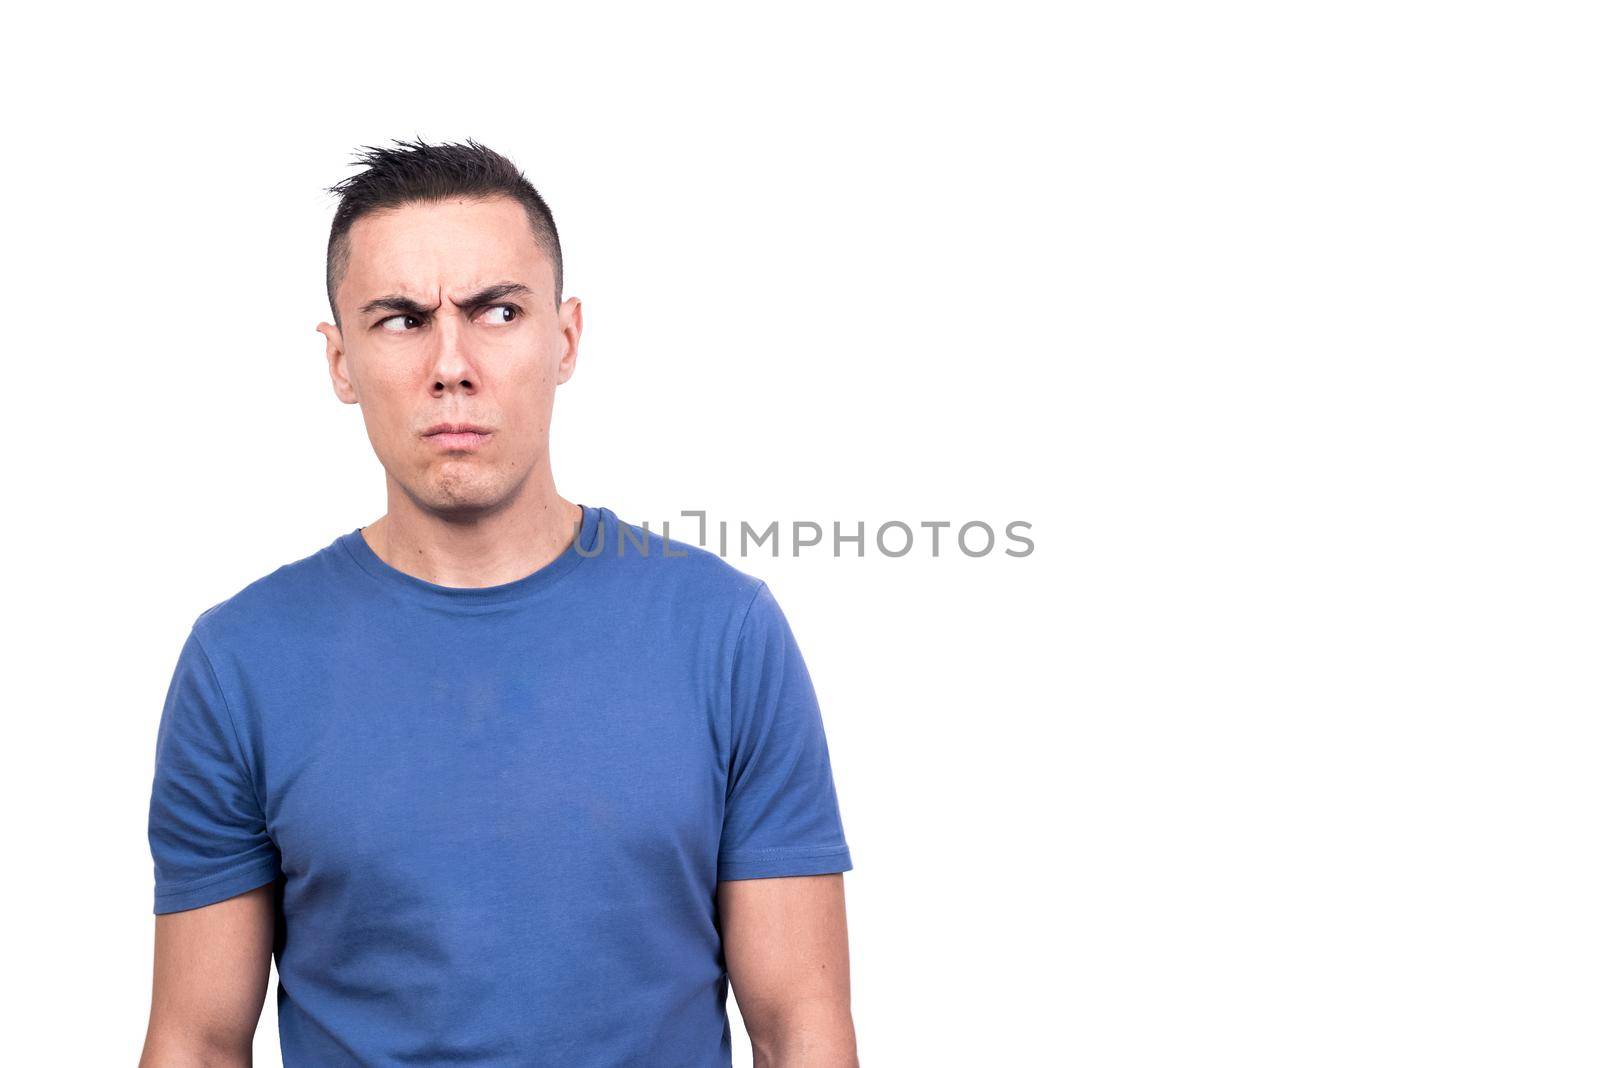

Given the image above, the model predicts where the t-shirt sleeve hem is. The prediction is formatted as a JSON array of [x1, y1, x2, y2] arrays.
[[717, 844, 853, 882], [153, 857, 282, 915]]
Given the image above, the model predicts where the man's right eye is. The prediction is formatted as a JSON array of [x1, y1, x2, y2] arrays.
[[377, 314, 421, 332]]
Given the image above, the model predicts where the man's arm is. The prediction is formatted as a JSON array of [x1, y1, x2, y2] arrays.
[[139, 883, 276, 1067], [718, 873, 858, 1068]]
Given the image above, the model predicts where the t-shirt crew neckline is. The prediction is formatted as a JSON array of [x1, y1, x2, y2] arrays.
[[336, 503, 602, 609]]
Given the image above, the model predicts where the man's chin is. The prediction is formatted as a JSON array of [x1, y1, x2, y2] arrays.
[[410, 473, 512, 516]]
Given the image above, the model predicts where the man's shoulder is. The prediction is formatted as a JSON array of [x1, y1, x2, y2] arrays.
[[598, 508, 768, 615], [189, 531, 349, 650]]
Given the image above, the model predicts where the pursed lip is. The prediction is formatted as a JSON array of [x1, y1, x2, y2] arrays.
[[422, 422, 493, 452], [423, 422, 493, 437]]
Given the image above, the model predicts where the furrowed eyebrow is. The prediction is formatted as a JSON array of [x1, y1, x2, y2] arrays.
[[451, 282, 533, 309], [358, 282, 533, 320], [359, 294, 437, 318]]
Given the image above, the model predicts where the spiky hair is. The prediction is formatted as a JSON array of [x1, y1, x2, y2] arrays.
[[323, 136, 563, 326]]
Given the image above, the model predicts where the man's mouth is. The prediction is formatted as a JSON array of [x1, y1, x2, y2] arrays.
[[422, 422, 493, 451]]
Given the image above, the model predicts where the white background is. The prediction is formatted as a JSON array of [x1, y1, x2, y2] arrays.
[[3, 3, 1595, 1065]]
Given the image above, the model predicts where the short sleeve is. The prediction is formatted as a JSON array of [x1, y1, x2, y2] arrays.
[[718, 582, 854, 881], [147, 625, 282, 914]]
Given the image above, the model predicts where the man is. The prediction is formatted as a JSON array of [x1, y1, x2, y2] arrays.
[[141, 138, 858, 1067]]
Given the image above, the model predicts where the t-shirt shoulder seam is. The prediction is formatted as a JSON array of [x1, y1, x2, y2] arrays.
[[726, 579, 769, 711], [188, 622, 267, 820], [720, 579, 770, 778], [731, 579, 769, 664]]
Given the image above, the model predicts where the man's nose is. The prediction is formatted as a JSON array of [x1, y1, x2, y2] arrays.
[[427, 315, 476, 393]]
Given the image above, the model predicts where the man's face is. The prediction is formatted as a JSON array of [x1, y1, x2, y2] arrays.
[[317, 195, 581, 520]]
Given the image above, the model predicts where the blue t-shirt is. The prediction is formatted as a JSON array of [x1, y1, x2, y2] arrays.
[[147, 504, 853, 1066]]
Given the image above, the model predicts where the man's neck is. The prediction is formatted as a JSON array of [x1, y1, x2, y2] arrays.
[[360, 489, 585, 590]]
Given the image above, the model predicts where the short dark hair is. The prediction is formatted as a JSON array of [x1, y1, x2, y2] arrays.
[[323, 136, 563, 327]]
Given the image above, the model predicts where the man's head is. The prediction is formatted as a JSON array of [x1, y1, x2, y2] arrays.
[[317, 137, 581, 521]]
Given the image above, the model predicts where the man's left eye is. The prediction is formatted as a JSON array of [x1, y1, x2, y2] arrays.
[[481, 304, 519, 324]]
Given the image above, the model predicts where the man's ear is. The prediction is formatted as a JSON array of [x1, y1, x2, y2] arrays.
[[555, 297, 582, 385], [317, 321, 359, 404]]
